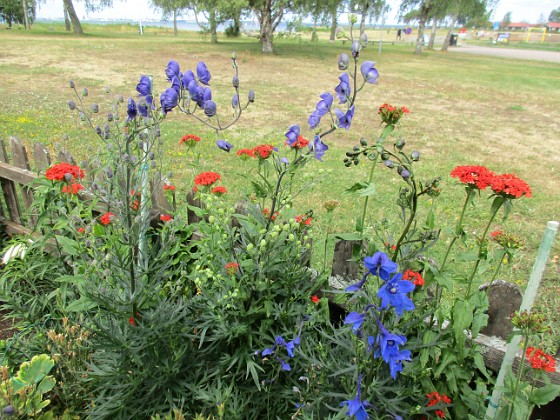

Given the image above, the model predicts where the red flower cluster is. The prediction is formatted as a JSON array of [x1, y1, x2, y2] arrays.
[[378, 103, 410, 125], [236, 148, 256, 159], [179, 134, 201, 146], [403, 269, 424, 286], [286, 135, 309, 149], [99, 212, 115, 226], [526, 347, 556, 372], [128, 317, 135, 326], [490, 173, 532, 199], [194, 171, 221, 186], [77, 227, 85, 234], [262, 208, 278, 221], [211, 186, 227, 195], [295, 215, 312, 226], [224, 262, 239, 275], [61, 183, 84, 195], [253, 144, 275, 159], [45, 163, 85, 182], [160, 214, 173, 222], [163, 184, 176, 191], [426, 391, 452, 418], [311, 295, 320, 304], [490, 230, 523, 249], [450, 165, 494, 190]]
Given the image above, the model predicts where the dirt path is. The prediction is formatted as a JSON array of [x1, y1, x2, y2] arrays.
[[449, 44, 560, 63]]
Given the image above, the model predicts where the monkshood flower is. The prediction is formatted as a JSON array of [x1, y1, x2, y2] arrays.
[[285, 125, 300, 146], [171, 76, 181, 93], [204, 100, 217, 117], [217, 139, 233, 152], [315, 92, 333, 117], [181, 70, 195, 88], [335, 73, 351, 103], [127, 98, 137, 120], [160, 88, 179, 114], [136, 75, 152, 96], [197, 62, 211, 85], [370, 322, 411, 379], [360, 61, 379, 84], [340, 374, 372, 420], [232, 93, 239, 108], [364, 252, 398, 281], [378, 272, 415, 317], [248, 89, 256, 102], [165, 60, 181, 81], [336, 106, 355, 130], [309, 135, 329, 161], [138, 102, 148, 118], [188, 80, 203, 105], [308, 110, 321, 129], [338, 52, 350, 70]]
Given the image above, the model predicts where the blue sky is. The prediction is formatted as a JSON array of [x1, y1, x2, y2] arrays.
[[35, 0, 558, 25]]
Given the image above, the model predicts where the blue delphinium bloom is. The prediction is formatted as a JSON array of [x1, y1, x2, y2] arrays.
[[165, 60, 181, 81], [363, 252, 398, 281], [285, 125, 300, 147], [136, 75, 152, 96], [197, 62, 211, 85], [377, 272, 415, 317], [360, 61, 379, 84], [281, 157, 289, 164], [203, 100, 217, 117], [316, 92, 333, 117], [127, 98, 137, 120], [345, 273, 368, 292], [343, 311, 366, 334], [340, 374, 372, 420], [336, 106, 355, 130], [259, 334, 301, 371], [335, 73, 351, 103], [371, 322, 411, 379], [181, 70, 195, 88], [308, 110, 321, 129], [277, 356, 291, 371], [310, 135, 329, 161], [160, 88, 178, 114], [216, 139, 233, 152]]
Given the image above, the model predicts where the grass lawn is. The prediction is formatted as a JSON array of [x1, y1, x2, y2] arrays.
[[0, 23, 559, 350]]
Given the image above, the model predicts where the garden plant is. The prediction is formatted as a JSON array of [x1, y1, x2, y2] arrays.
[[0, 17, 558, 420]]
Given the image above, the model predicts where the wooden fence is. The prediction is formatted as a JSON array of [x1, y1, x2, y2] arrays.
[[0, 136, 558, 389]]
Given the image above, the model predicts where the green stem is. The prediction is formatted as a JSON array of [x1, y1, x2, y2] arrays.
[[358, 156, 378, 234], [508, 334, 530, 420], [490, 251, 506, 283], [465, 198, 503, 298], [440, 189, 474, 271], [392, 179, 418, 261]]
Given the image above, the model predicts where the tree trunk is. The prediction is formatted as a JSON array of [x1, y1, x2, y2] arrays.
[[173, 10, 178, 36], [329, 11, 337, 42], [63, 0, 83, 35], [258, 2, 274, 53], [428, 18, 437, 50], [414, 2, 431, 56], [209, 9, 218, 43], [441, 18, 457, 52], [21, 0, 30, 29], [64, 4, 71, 32]]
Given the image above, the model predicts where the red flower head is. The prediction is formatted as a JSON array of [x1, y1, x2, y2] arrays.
[[262, 208, 278, 221], [128, 317, 136, 326], [61, 182, 84, 195], [378, 103, 410, 125], [163, 184, 176, 191], [160, 214, 173, 222], [286, 135, 309, 149], [194, 171, 221, 187], [224, 262, 239, 276], [236, 148, 256, 159], [490, 173, 532, 199], [450, 165, 495, 190], [180, 134, 201, 146], [311, 295, 320, 304], [295, 215, 312, 226], [77, 227, 86, 234], [211, 186, 228, 195], [526, 347, 556, 372], [45, 163, 85, 182], [426, 391, 452, 418], [253, 144, 275, 159], [99, 212, 115, 226], [403, 269, 424, 286]]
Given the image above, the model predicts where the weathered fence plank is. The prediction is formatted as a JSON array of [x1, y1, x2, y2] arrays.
[[9, 137, 35, 218], [33, 143, 51, 172], [0, 139, 22, 223]]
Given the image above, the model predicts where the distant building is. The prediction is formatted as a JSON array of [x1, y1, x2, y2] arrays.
[[546, 22, 560, 32]]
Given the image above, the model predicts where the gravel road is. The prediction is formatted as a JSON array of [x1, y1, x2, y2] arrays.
[[448, 44, 560, 63]]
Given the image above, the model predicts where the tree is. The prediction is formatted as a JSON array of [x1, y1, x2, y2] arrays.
[[440, 0, 490, 52], [150, 0, 190, 36], [350, 0, 389, 35], [0, 0, 34, 28], [248, 0, 308, 53], [190, 0, 247, 43], [62, 0, 115, 35], [501, 11, 511, 27], [400, 0, 434, 55], [549, 7, 560, 22]]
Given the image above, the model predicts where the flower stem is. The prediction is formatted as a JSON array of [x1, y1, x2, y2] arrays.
[[508, 334, 529, 420], [357, 155, 378, 234], [440, 189, 474, 271]]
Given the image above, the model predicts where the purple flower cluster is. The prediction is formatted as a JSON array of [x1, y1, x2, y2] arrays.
[[260, 333, 301, 371]]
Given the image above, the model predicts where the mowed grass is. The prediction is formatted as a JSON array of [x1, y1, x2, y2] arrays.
[[0, 24, 559, 349]]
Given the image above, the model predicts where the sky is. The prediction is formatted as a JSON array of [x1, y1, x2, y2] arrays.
[[35, 0, 559, 25]]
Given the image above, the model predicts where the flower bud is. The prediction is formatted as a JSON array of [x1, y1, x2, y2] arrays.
[[131, 155, 138, 164], [395, 138, 406, 150], [82, 87, 88, 97], [107, 112, 114, 122], [232, 75, 239, 88], [67, 100, 76, 110], [79, 112, 86, 121], [117, 95, 124, 103], [411, 150, 420, 161], [384, 159, 394, 168], [123, 153, 129, 162], [138, 141, 144, 149], [69, 80, 75, 89], [248, 90, 255, 103], [105, 167, 113, 178], [351, 40, 360, 58], [398, 166, 411, 179], [360, 138, 368, 147], [231, 52, 237, 60], [338, 53, 350, 70], [95, 125, 102, 135], [105, 86, 111, 93], [360, 33, 368, 48], [64, 173, 73, 182], [350, 14, 358, 25], [91, 103, 99, 113], [148, 151, 155, 160]]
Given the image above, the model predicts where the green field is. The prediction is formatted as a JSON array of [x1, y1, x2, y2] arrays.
[[0, 23, 559, 349]]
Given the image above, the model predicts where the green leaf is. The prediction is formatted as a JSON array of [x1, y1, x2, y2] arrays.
[[424, 207, 435, 230], [433, 350, 457, 378], [54, 235, 79, 256], [65, 296, 96, 312], [55, 275, 86, 285], [529, 384, 560, 406], [357, 183, 376, 197], [15, 354, 54, 386], [345, 181, 369, 194], [35, 376, 56, 395], [453, 299, 474, 347], [455, 249, 480, 262]]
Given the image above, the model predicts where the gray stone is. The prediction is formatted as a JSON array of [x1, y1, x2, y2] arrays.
[[480, 280, 522, 340]]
